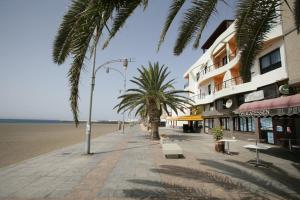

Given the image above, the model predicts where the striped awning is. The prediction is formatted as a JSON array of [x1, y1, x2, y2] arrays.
[[167, 115, 203, 121], [235, 93, 300, 116]]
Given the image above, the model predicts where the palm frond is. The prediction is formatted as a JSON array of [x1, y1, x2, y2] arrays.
[[236, 0, 280, 81], [157, 0, 186, 51], [115, 62, 192, 123], [102, 0, 145, 49], [53, 0, 89, 64], [174, 0, 218, 55], [54, 0, 128, 126]]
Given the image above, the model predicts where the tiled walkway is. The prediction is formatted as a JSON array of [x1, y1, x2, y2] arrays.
[[0, 126, 299, 200]]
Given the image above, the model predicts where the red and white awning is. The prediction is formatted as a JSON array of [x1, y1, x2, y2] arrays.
[[235, 94, 300, 117]]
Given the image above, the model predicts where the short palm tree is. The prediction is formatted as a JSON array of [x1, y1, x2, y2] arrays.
[[52, 0, 147, 125], [157, 0, 300, 82], [115, 62, 192, 140]]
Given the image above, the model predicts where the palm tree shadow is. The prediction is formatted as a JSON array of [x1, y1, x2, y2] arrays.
[[122, 179, 222, 200], [147, 165, 270, 199], [198, 159, 300, 200], [226, 159, 300, 195], [247, 147, 300, 163], [150, 165, 244, 191]]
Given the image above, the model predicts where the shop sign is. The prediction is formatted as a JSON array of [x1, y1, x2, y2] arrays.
[[238, 106, 300, 117], [239, 109, 270, 116], [244, 90, 264, 102], [270, 106, 300, 116]]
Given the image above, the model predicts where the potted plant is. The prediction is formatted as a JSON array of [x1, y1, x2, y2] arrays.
[[212, 127, 225, 152]]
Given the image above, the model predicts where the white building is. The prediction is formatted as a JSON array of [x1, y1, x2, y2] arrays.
[[168, 11, 300, 146]]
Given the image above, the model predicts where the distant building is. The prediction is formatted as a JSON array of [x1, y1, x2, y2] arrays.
[[167, 5, 300, 147]]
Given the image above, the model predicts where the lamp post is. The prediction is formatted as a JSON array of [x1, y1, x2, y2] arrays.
[[104, 66, 127, 134], [85, 58, 132, 154]]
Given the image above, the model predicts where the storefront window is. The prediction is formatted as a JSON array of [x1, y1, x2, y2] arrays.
[[220, 117, 230, 130], [260, 117, 273, 130], [205, 118, 214, 129], [234, 117, 255, 132]]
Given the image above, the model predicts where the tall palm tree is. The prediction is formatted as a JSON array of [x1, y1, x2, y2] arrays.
[[157, 0, 300, 82], [115, 62, 192, 139], [53, 0, 147, 125]]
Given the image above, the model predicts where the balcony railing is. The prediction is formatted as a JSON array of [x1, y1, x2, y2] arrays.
[[197, 52, 238, 80], [214, 74, 251, 92], [190, 93, 208, 101]]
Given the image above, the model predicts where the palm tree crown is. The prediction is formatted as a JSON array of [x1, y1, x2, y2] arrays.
[[115, 62, 192, 139], [53, 0, 147, 125], [157, 0, 300, 81]]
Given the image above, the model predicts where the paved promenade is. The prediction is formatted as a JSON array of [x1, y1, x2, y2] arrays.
[[0, 125, 299, 200]]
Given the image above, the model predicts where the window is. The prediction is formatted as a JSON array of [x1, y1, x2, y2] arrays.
[[234, 117, 255, 132], [205, 118, 214, 129], [196, 72, 200, 81], [220, 117, 230, 130], [204, 65, 208, 74], [208, 84, 211, 95], [259, 49, 281, 74], [260, 117, 273, 131], [209, 103, 214, 111], [222, 56, 228, 66]]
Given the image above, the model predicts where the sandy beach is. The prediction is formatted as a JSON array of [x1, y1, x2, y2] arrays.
[[0, 123, 118, 168]]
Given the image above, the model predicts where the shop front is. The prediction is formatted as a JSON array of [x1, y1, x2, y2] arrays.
[[235, 94, 300, 147], [167, 115, 203, 133]]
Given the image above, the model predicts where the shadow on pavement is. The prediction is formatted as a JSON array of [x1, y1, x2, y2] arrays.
[[123, 179, 221, 200], [147, 165, 270, 199], [198, 159, 300, 200], [258, 147, 300, 163]]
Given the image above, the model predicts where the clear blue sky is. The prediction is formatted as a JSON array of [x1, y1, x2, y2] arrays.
[[0, 0, 236, 121]]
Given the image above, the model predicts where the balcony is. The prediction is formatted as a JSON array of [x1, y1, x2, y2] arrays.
[[190, 74, 252, 105], [198, 52, 240, 85], [190, 93, 207, 101], [214, 75, 245, 92], [213, 74, 254, 101]]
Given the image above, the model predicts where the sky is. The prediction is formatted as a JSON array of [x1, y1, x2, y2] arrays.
[[0, 0, 236, 121]]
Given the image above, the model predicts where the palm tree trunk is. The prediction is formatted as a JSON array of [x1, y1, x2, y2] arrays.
[[149, 113, 160, 140], [151, 120, 160, 140]]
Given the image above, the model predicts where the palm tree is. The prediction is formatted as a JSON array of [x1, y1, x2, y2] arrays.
[[115, 62, 192, 140], [52, 0, 147, 125], [157, 0, 300, 82]]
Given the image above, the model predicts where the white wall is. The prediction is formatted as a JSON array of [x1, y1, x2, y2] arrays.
[[184, 20, 286, 106]]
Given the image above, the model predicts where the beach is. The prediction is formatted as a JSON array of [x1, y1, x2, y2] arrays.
[[0, 123, 118, 168]]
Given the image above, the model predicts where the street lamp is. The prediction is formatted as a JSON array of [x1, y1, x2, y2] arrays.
[[104, 66, 127, 134], [85, 58, 133, 154]]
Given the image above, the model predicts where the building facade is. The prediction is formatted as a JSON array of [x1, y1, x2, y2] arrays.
[[169, 4, 300, 146]]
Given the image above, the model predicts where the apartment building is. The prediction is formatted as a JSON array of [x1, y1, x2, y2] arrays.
[[168, 5, 300, 146]]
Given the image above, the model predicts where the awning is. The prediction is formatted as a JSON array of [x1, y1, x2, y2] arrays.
[[167, 115, 203, 121], [235, 94, 300, 117]]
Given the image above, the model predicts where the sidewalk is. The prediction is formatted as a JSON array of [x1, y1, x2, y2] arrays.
[[0, 126, 299, 200]]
